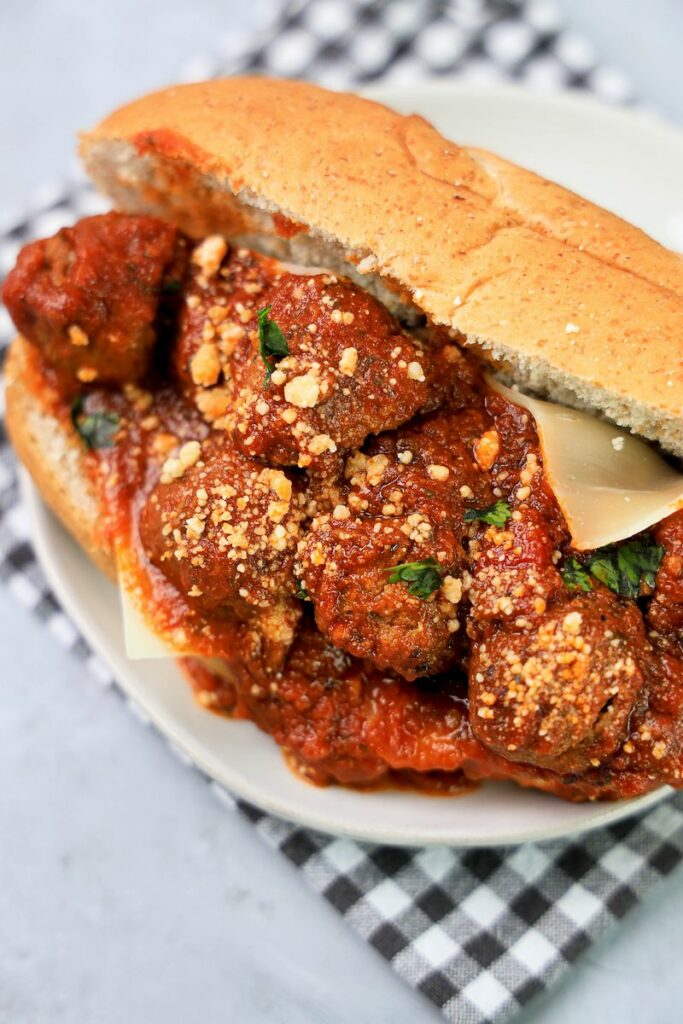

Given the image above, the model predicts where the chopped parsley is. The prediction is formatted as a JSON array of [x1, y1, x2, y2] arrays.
[[71, 397, 120, 450], [161, 278, 182, 295], [384, 557, 442, 599], [295, 581, 311, 602], [561, 536, 664, 599], [464, 499, 512, 527], [561, 557, 593, 592], [588, 538, 664, 599], [257, 305, 289, 384]]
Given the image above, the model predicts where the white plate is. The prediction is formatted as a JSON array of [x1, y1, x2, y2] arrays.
[[21, 82, 683, 847]]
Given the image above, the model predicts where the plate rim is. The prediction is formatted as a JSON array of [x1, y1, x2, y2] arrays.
[[363, 78, 683, 152], [15, 78, 680, 846]]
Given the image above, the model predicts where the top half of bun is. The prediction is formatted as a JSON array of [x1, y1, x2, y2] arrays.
[[80, 77, 683, 454]]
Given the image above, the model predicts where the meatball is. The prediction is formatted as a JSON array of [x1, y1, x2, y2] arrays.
[[228, 271, 469, 470], [139, 437, 306, 670], [299, 512, 465, 680], [361, 675, 480, 776], [482, 388, 568, 546], [172, 241, 276, 407], [298, 407, 492, 679], [189, 621, 481, 786], [467, 508, 561, 629], [480, 648, 683, 803], [2, 212, 179, 390], [342, 405, 492, 520], [237, 621, 390, 786], [470, 595, 647, 772], [607, 651, 683, 787], [468, 510, 647, 773], [649, 510, 683, 648]]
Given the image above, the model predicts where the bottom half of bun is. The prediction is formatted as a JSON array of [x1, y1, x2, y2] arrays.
[[5, 335, 116, 581]]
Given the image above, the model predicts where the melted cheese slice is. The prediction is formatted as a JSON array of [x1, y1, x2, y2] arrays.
[[116, 545, 186, 659], [120, 581, 175, 659], [488, 377, 683, 550]]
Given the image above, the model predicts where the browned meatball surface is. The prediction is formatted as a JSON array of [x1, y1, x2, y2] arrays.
[[173, 244, 481, 474], [184, 620, 480, 786], [468, 509, 648, 774], [2, 212, 179, 390], [172, 240, 275, 406], [298, 406, 494, 679], [228, 271, 468, 470], [139, 436, 306, 669], [649, 510, 683, 648], [470, 594, 648, 772], [299, 511, 465, 680]]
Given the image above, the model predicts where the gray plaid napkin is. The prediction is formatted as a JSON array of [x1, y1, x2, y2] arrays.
[[2, 2, 682, 1022]]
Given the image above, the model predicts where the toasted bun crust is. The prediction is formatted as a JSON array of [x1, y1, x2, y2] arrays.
[[81, 77, 683, 454], [5, 336, 116, 580]]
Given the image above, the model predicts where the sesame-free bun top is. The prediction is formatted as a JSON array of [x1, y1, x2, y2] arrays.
[[81, 77, 683, 455]]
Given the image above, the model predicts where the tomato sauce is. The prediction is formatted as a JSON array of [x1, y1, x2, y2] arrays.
[[5, 211, 683, 801]]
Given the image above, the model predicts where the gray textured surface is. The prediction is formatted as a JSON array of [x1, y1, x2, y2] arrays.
[[554, 0, 683, 124], [3, 574, 683, 1024], [0, 0, 263, 222], [1, 2, 683, 1022]]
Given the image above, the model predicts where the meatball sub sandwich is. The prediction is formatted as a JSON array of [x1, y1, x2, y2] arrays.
[[4, 78, 683, 801]]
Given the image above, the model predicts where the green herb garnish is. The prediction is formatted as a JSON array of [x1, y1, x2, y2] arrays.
[[464, 500, 512, 527], [71, 396, 120, 450], [384, 558, 442, 599], [561, 557, 593, 592], [257, 305, 289, 384], [587, 538, 664, 599], [295, 581, 311, 602], [161, 278, 182, 295], [561, 537, 664, 599]]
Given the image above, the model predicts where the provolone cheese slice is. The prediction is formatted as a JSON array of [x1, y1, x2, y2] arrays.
[[119, 579, 175, 659], [488, 376, 683, 550], [116, 544, 189, 659]]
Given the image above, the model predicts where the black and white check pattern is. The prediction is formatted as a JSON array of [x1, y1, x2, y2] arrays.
[[2, 2, 682, 1022]]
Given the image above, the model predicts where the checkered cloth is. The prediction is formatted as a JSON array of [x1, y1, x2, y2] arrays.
[[2, 2, 683, 1022]]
